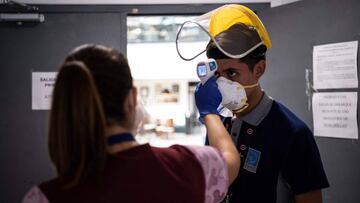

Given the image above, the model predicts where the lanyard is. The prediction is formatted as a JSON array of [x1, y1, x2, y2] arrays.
[[107, 132, 135, 146]]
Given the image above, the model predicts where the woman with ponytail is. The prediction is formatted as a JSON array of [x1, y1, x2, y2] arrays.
[[22, 44, 240, 203]]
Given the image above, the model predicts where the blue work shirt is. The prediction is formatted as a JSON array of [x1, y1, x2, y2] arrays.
[[207, 93, 329, 203]]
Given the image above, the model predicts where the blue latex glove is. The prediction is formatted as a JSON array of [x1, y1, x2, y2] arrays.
[[195, 76, 222, 123]]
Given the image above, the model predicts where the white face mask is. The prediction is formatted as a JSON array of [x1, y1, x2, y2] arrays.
[[216, 76, 258, 114]]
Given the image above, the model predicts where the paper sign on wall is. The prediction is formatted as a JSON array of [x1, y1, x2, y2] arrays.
[[313, 41, 358, 89], [312, 92, 358, 139], [32, 72, 57, 110]]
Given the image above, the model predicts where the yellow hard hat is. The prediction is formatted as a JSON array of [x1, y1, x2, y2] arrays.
[[175, 4, 272, 60], [209, 4, 272, 49]]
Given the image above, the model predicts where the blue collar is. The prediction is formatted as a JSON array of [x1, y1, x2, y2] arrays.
[[107, 133, 135, 146]]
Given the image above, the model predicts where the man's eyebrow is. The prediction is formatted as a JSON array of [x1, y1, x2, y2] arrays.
[[224, 67, 237, 71]]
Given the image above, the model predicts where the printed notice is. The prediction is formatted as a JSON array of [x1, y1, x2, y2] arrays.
[[312, 92, 358, 139], [32, 72, 57, 110], [313, 41, 358, 89]]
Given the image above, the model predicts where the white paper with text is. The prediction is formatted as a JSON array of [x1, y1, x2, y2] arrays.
[[32, 72, 57, 110], [313, 41, 358, 89], [312, 92, 358, 139]]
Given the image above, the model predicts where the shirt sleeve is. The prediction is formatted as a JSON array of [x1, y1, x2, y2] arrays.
[[184, 145, 228, 203], [281, 127, 330, 195], [22, 186, 49, 203]]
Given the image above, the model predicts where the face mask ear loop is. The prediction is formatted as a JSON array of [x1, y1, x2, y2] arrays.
[[232, 102, 249, 114], [243, 82, 259, 89], [232, 83, 258, 114]]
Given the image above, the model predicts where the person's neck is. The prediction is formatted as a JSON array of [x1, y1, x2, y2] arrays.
[[235, 88, 264, 119], [106, 125, 139, 154]]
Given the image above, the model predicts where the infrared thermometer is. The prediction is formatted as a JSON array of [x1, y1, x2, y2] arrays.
[[196, 59, 217, 85]]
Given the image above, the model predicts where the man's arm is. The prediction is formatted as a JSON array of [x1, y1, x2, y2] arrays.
[[281, 124, 329, 202], [295, 189, 323, 203]]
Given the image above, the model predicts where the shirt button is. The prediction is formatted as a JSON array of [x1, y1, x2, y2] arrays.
[[240, 144, 247, 151], [247, 128, 253, 135]]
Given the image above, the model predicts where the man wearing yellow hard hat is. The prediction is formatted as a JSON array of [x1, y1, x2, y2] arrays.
[[177, 4, 329, 203]]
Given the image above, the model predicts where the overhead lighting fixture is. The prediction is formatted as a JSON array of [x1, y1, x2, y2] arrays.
[[0, 13, 44, 23]]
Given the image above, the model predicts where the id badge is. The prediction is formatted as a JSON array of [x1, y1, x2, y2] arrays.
[[243, 147, 261, 173]]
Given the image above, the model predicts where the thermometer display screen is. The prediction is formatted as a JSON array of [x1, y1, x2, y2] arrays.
[[197, 64, 207, 77]]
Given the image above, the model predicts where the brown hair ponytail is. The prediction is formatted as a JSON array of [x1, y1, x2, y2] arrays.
[[48, 61, 107, 188]]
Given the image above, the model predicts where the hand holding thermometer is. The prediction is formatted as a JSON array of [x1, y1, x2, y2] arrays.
[[196, 59, 218, 85]]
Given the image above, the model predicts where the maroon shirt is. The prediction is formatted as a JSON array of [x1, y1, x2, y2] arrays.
[[38, 144, 205, 203]]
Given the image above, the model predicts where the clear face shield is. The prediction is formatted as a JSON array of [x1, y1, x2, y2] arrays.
[[175, 20, 212, 61], [175, 4, 271, 61]]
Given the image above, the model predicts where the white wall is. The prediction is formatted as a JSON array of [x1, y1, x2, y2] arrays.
[[271, 0, 301, 7]]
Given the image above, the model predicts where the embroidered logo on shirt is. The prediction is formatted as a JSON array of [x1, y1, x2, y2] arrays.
[[243, 148, 261, 173], [240, 144, 247, 151], [246, 128, 254, 135]]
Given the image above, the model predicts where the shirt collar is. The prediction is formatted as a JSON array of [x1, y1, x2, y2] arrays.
[[235, 91, 273, 126]]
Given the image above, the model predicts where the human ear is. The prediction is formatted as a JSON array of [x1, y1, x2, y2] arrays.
[[253, 60, 266, 79], [124, 87, 137, 115], [132, 87, 138, 110]]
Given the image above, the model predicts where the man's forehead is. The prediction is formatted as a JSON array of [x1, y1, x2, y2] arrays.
[[215, 58, 245, 70], [215, 58, 237, 63]]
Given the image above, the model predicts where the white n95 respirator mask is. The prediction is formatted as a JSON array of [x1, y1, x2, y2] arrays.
[[196, 59, 259, 114], [216, 76, 258, 114]]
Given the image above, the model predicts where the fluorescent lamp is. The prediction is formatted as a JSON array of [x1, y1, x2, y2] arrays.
[[0, 13, 44, 22]]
